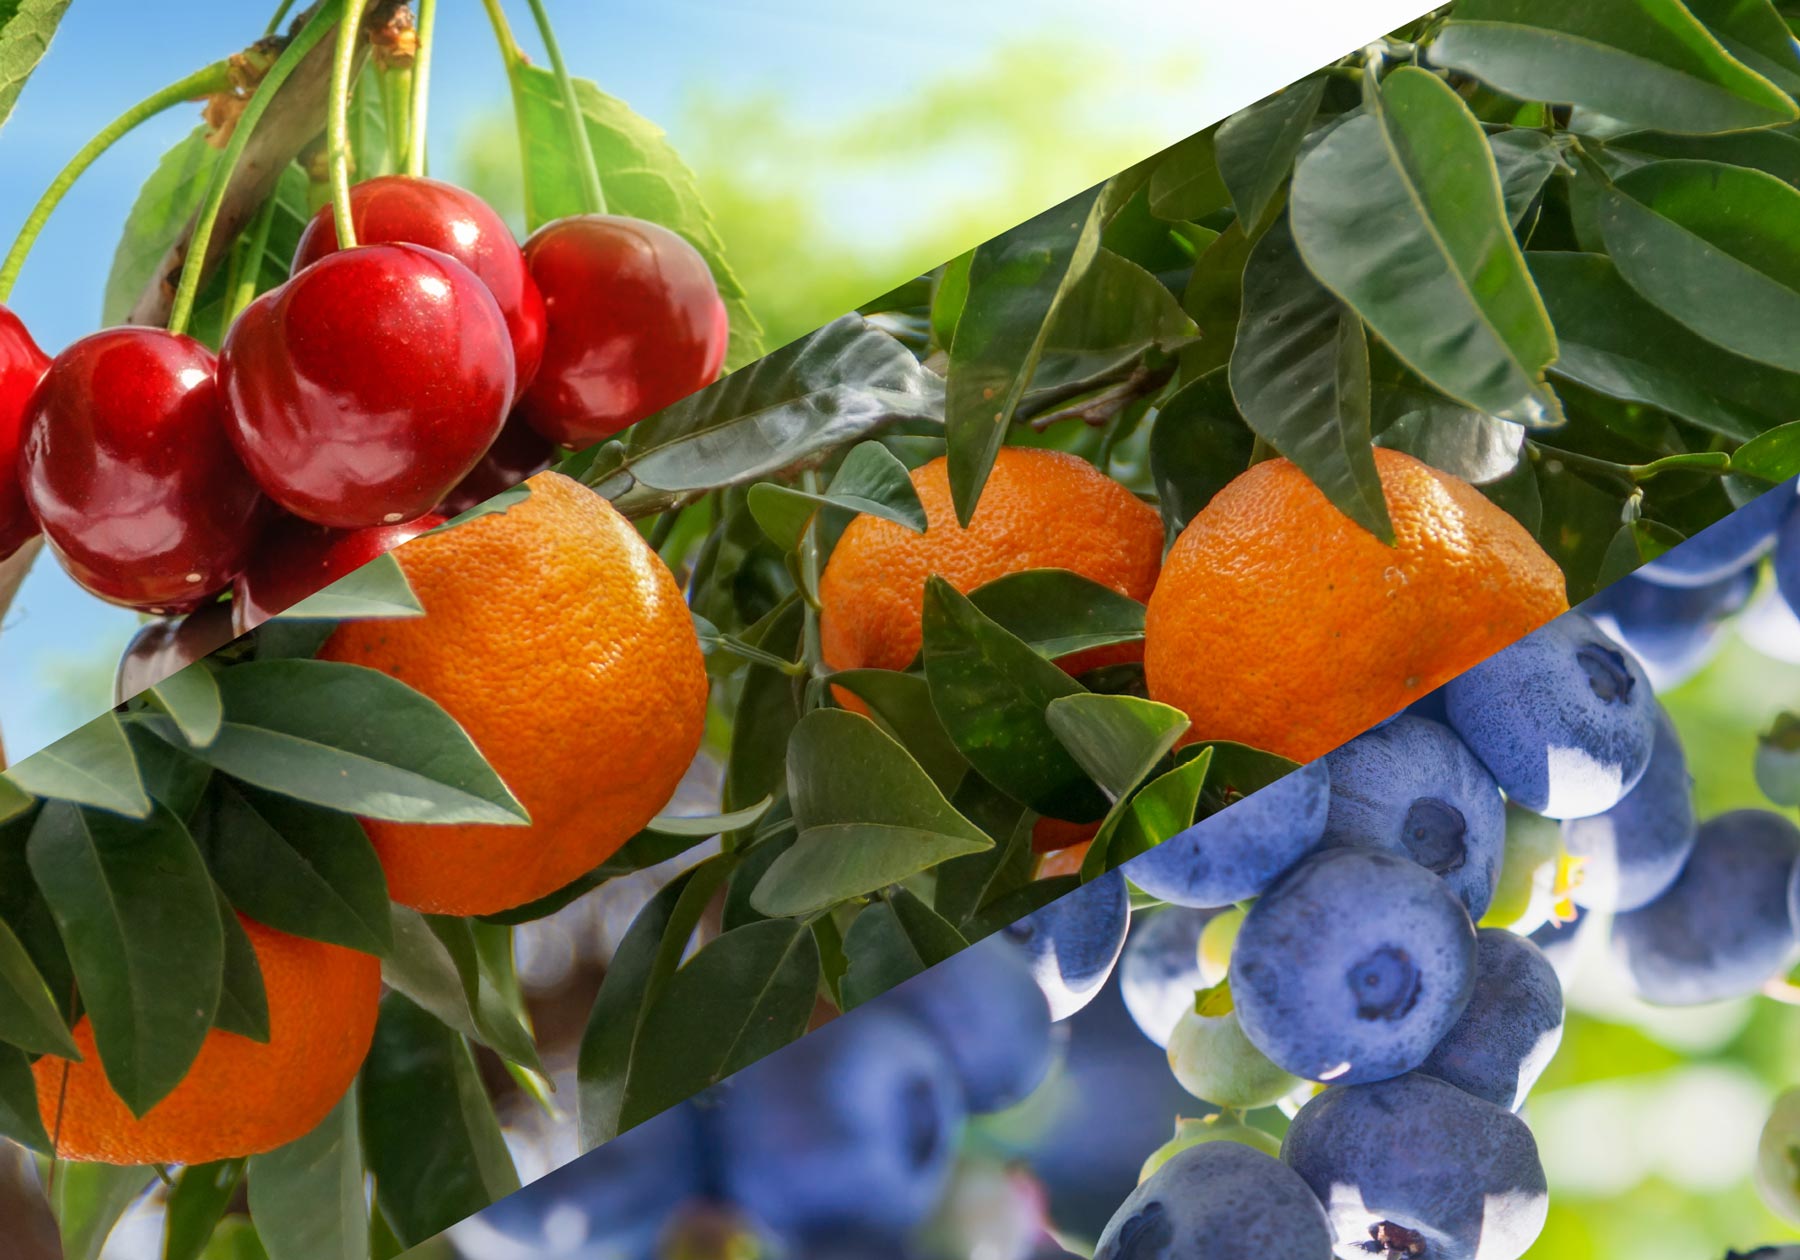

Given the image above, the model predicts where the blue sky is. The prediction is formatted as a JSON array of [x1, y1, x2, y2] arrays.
[[0, 0, 1431, 763]]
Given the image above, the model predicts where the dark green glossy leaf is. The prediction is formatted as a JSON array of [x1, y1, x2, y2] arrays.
[[1231, 214, 1389, 539], [1432, 0, 1798, 134], [380, 907, 540, 1072], [1597, 517, 1687, 587], [1490, 129, 1565, 228], [0, 911, 75, 1056], [931, 251, 973, 349], [1603, 127, 1800, 188], [1216, 78, 1326, 232], [150, 664, 223, 748], [965, 875, 1080, 939], [124, 721, 212, 821], [618, 918, 819, 1127], [1149, 370, 1255, 529], [1179, 223, 1252, 380], [1291, 67, 1562, 427], [162, 1161, 245, 1260], [1148, 127, 1228, 222], [1026, 249, 1198, 402], [1374, 388, 1526, 484], [276, 553, 422, 621], [826, 669, 966, 797], [0, 1043, 49, 1152], [511, 65, 761, 369], [212, 890, 269, 1042], [1534, 250, 1800, 440], [247, 1092, 366, 1260], [1196, 742, 1304, 815], [1734, 420, 1800, 480], [0, 0, 70, 130], [921, 578, 1107, 821], [0, 774, 29, 824], [361, 994, 518, 1247], [196, 781, 392, 956], [840, 888, 969, 1009], [152, 659, 526, 825], [1110, 750, 1214, 865], [1601, 160, 1800, 373], [4, 713, 150, 819], [1686, 0, 1800, 94], [1532, 460, 1624, 603], [746, 440, 926, 551], [1047, 693, 1189, 799], [594, 316, 943, 519], [50, 1162, 153, 1260], [27, 800, 222, 1116], [967, 569, 1147, 659], [945, 184, 1107, 525], [752, 822, 991, 919], [724, 601, 805, 817]]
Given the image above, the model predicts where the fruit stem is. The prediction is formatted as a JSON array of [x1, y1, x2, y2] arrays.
[[168, 3, 343, 334], [226, 191, 283, 324], [522, 0, 608, 214], [328, 0, 374, 250], [405, 0, 437, 177], [478, 0, 523, 70], [265, 0, 300, 35], [379, 58, 414, 173], [0, 60, 235, 303]]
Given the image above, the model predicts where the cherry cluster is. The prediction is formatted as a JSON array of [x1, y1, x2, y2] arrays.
[[0, 175, 727, 635]]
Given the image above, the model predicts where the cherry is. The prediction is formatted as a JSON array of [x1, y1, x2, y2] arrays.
[[292, 176, 546, 397], [437, 411, 556, 517], [516, 214, 729, 447], [20, 329, 267, 613], [114, 601, 237, 703], [232, 511, 443, 633], [0, 304, 51, 561], [219, 242, 514, 529]]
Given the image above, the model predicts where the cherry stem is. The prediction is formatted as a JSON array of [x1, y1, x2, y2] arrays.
[[265, 0, 300, 36], [328, 0, 373, 250], [406, 0, 437, 176], [168, 2, 342, 334], [226, 191, 282, 324], [523, 0, 608, 214], [0, 60, 234, 304]]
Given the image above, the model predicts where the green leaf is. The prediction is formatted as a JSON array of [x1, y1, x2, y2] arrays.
[[247, 1092, 367, 1260], [212, 891, 270, 1043], [102, 127, 219, 327], [27, 801, 222, 1116], [1110, 750, 1214, 864], [1684, 0, 1800, 95], [826, 670, 967, 797], [746, 440, 927, 551], [1600, 160, 1800, 374], [150, 664, 224, 748], [1230, 214, 1389, 539], [4, 712, 150, 818], [945, 184, 1107, 525], [1374, 388, 1527, 484], [1025, 249, 1199, 402], [50, 1162, 154, 1260], [0, 0, 71, 130], [724, 600, 805, 817], [1149, 370, 1255, 529], [1527, 250, 1793, 439], [840, 888, 970, 1009], [1432, 0, 1798, 134], [1290, 67, 1562, 427], [931, 251, 973, 348], [1597, 517, 1688, 587], [1195, 742, 1305, 815], [1734, 420, 1800, 479], [150, 659, 527, 825], [379, 907, 540, 1072], [1045, 694, 1190, 801], [1490, 129, 1566, 228], [1216, 78, 1326, 232], [1179, 223, 1253, 380], [0, 1043, 49, 1152], [196, 781, 392, 956], [0, 773, 30, 824], [617, 918, 819, 1128], [592, 316, 943, 518], [966, 569, 1147, 660], [752, 708, 993, 917], [0, 911, 76, 1056], [276, 553, 423, 621], [1148, 127, 1229, 222], [510, 65, 762, 369], [921, 578, 1108, 822], [360, 994, 519, 1247], [162, 1162, 246, 1260]]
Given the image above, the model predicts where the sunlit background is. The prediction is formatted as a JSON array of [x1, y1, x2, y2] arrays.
[[0, 0, 1430, 764]]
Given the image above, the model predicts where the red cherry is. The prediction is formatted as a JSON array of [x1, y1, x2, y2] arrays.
[[232, 511, 444, 634], [219, 242, 514, 529], [292, 176, 546, 397], [438, 411, 556, 517], [114, 601, 237, 704], [516, 214, 729, 447], [20, 329, 267, 613], [0, 305, 51, 561]]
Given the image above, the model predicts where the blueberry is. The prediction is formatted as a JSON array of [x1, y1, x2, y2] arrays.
[[1229, 848, 1477, 1085], [1321, 716, 1506, 920], [888, 934, 1055, 1113], [1094, 1141, 1333, 1260], [1776, 502, 1800, 625], [1587, 566, 1756, 690], [1283, 1072, 1548, 1260], [1445, 611, 1657, 819], [1612, 810, 1800, 1005], [1640, 477, 1794, 587], [1139, 1115, 1283, 1181], [1418, 929, 1563, 1111], [450, 1102, 705, 1260], [1561, 703, 1696, 912], [1119, 906, 1213, 1048], [1123, 761, 1330, 908], [1527, 906, 1591, 988], [714, 1007, 966, 1245], [1005, 870, 1131, 1021]]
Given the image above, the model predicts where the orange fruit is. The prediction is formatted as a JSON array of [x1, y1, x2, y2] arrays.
[[1145, 449, 1567, 764], [321, 471, 708, 915], [1034, 841, 1092, 880], [1032, 816, 1101, 853], [820, 447, 1164, 692], [33, 917, 380, 1165]]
